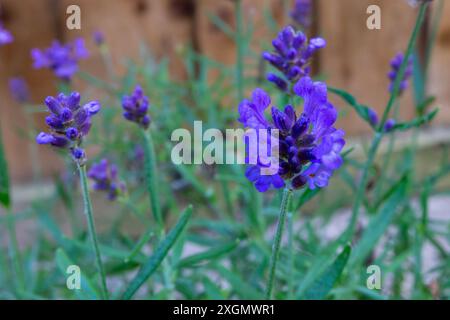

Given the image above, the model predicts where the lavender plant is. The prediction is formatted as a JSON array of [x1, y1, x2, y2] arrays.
[[35, 92, 108, 299], [31, 38, 88, 81], [0, 22, 13, 46], [0, 0, 448, 302]]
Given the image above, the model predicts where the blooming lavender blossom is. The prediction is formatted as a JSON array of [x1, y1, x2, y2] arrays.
[[31, 38, 88, 80], [384, 119, 396, 132], [0, 23, 13, 46], [93, 31, 105, 46], [408, 0, 433, 7], [8, 77, 30, 103], [238, 77, 345, 192], [88, 159, 125, 200], [388, 52, 413, 95], [122, 85, 151, 129], [263, 26, 325, 92], [36, 92, 101, 163], [367, 108, 379, 127], [290, 0, 312, 29]]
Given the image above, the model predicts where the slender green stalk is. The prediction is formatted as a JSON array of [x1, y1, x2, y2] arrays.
[[375, 101, 400, 198], [345, 3, 429, 240], [142, 130, 163, 230], [141, 129, 173, 296], [77, 164, 109, 300], [287, 211, 294, 299], [378, 4, 429, 128], [5, 208, 25, 295], [424, 0, 444, 83], [266, 188, 292, 300], [235, 0, 245, 102]]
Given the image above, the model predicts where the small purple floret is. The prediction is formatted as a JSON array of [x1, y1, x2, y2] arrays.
[[31, 38, 88, 80], [35, 92, 101, 163], [121, 85, 151, 129], [238, 76, 345, 192], [88, 159, 126, 200]]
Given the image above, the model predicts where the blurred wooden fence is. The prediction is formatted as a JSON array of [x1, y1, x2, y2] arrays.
[[0, 0, 449, 181]]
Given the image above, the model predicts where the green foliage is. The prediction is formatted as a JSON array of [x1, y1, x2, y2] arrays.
[[122, 205, 193, 300], [0, 128, 10, 209]]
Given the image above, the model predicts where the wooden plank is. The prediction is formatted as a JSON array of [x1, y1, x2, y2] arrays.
[[0, 0, 194, 181], [0, 0, 63, 182], [317, 0, 418, 135], [57, 0, 193, 78], [195, 0, 287, 81], [428, 0, 450, 125]]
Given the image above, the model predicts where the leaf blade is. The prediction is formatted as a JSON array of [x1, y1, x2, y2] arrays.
[[303, 245, 352, 300], [122, 205, 193, 300]]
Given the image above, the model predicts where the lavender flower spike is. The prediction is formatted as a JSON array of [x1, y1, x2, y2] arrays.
[[388, 52, 413, 95], [0, 23, 13, 46], [263, 26, 325, 91], [290, 0, 312, 29], [9, 77, 30, 103], [31, 38, 88, 80], [88, 159, 126, 201], [93, 31, 105, 46], [122, 85, 151, 129], [238, 77, 345, 192], [36, 92, 101, 164]]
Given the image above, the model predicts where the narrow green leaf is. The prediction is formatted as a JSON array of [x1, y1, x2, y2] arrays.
[[417, 96, 435, 116], [392, 109, 438, 131], [350, 178, 407, 265], [412, 51, 425, 106], [328, 87, 375, 127], [216, 265, 264, 299], [55, 248, 99, 300], [295, 188, 320, 210], [202, 276, 225, 300], [176, 240, 239, 269], [122, 205, 193, 300], [0, 128, 11, 209], [303, 245, 352, 300]]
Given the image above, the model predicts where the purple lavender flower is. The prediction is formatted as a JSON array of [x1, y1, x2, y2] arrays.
[[93, 31, 105, 46], [9, 77, 30, 103], [36, 92, 101, 163], [384, 119, 396, 132], [408, 0, 433, 7], [0, 23, 13, 46], [88, 159, 125, 200], [122, 85, 151, 129], [367, 108, 379, 127], [263, 26, 325, 92], [31, 38, 88, 80], [290, 0, 312, 29], [388, 52, 413, 95], [238, 77, 345, 192]]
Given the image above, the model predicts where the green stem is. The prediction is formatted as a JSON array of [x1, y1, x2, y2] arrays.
[[345, 3, 429, 240], [5, 208, 25, 295], [287, 211, 294, 299], [77, 164, 109, 300], [141, 129, 173, 296], [378, 3, 429, 128], [266, 188, 292, 300], [142, 130, 163, 230], [235, 0, 245, 102]]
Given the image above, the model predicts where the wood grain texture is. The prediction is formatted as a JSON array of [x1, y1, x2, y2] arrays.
[[0, 0, 449, 182], [0, 0, 63, 182], [428, 0, 450, 125], [317, 0, 418, 135]]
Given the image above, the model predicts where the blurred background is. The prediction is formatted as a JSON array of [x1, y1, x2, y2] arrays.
[[0, 0, 449, 181]]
